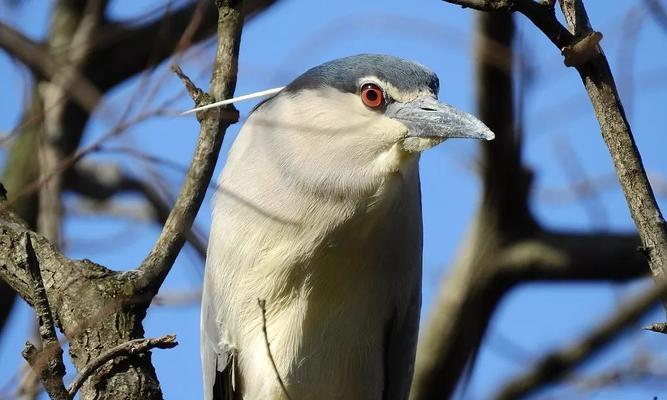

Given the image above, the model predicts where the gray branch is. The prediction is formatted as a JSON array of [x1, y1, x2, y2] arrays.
[[0, 22, 101, 111], [411, 6, 652, 399], [67, 335, 177, 400], [503, 230, 647, 282], [494, 279, 667, 400], [20, 234, 68, 400], [134, 1, 244, 294], [558, 0, 667, 292], [0, 1, 267, 397], [411, 228, 647, 400], [89, 0, 278, 92], [65, 162, 207, 259]]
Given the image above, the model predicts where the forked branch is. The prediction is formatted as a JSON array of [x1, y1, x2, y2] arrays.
[[134, 0, 243, 295], [21, 234, 68, 400]]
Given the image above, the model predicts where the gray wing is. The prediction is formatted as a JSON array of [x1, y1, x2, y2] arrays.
[[383, 168, 423, 400], [201, 278, 236, 400], [383, 284, 422, 400]]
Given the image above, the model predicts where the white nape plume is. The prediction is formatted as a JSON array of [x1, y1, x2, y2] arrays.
[[181, 87, 285, 115]]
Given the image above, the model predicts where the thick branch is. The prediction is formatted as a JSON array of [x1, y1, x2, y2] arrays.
[[0, 22, 51, 77], [476, 10, 534, 232], [646, 0, 667, 34], [0, 0, 278, 342], [67, 335, 177, 400], [494, 278, 667, 400], [412, 8, 650, 399], [411, 12, 519, 400], [559, 0, 667, 291], [502, 230, 648, 281], [441, 0, 511, 11], [37, 0, 108, 248], [0, 22, 101, 111], [0, 202, 167, 399], [134, 0, 243, 293], [441, 0, 574, 48], [21, 234, 68, 400], [410, 226, 647, 400]]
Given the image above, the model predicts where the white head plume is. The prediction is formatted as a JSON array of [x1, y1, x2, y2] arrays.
[[181, 87, 285, 115]]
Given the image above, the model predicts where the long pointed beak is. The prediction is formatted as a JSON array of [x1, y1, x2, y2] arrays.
[[387, 97, 495, 141]]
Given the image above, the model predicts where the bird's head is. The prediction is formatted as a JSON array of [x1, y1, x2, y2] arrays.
[[245, 54, 494, 194], [282, 54, 492, 150]]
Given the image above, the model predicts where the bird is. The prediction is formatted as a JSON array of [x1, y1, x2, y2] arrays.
[[200, 54, 494, 400]]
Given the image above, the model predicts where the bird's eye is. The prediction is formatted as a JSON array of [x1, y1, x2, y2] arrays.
[[360, 84, 385, 109]]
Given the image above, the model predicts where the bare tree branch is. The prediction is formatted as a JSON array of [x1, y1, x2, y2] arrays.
[[411, 7, 652, 399], [20, 234, 67, 400], [412, 12, 521, 399], [88, 0, 277, 92], [37, 0, 107, 248], [410, 229, 647, 400], [134, 0, 244, 294], [440, 0, 511, 11], [67, 335, 177, 400], [0, 22, 49, 75], [64, 162, 207, 259], [558, 0, 667, 293], [0, 0, 278, 335], [442, 0, 574, 48], [0, 203, 167, 398], [504, 231, 647, 282], [494, 279, 667, 400], [0, 3, 272, 396], [646, 0, 667, 34], [0, 22, 101, 111]]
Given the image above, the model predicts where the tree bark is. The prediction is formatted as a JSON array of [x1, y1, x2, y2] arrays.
[[0, 0, 278, 337], [0, 0, 245, 397]]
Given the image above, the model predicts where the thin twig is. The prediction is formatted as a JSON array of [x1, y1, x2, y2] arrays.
[[21, 234, 68, 400], [67, 335, 178, 399], [258, 299, 293, 400], [643, 322, 667, 333], [65, 162, 207, 259], [494, 279, 667, 400], [0, 22, 101, 111], [553, 136, 609, 228]]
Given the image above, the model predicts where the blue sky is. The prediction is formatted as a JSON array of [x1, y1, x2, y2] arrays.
[[1, 1, 666, 399]]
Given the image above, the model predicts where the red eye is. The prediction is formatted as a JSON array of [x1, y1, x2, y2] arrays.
[[360, 83, 385, 108]]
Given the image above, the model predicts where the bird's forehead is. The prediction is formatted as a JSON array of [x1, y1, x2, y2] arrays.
[[285, 54, 440, 99]]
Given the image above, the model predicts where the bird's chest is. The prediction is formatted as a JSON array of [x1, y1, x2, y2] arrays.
[[235, 174, 421, 398], [304, 172, 415, 286]]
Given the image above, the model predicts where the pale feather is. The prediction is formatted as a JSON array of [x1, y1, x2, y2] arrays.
[[202, 88, 422, 399]]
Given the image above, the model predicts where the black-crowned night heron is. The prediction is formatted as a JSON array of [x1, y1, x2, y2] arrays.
[[201, 54, 494, 400]]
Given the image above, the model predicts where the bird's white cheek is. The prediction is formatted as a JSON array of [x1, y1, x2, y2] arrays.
[[400, 136, 446, 153], [368, 118, 413, 173]]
